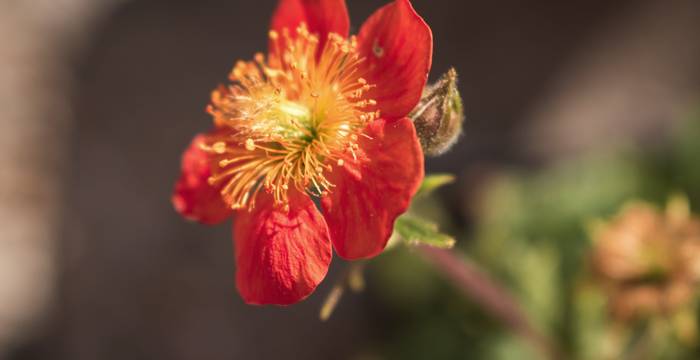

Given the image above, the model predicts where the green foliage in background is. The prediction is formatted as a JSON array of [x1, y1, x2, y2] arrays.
[[367, 108, 700, 360]]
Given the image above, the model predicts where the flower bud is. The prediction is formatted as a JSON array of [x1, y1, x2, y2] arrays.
[[410, 68, 464, 156]]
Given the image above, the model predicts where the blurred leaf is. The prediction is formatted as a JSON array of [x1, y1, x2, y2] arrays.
[[572, 285, 613, 359], [516, 244, 561, 333], [416, 173, 455, 198], [395, 215, 456, 249], [484, 334, 540, 360], [371, 246, 442, 311]]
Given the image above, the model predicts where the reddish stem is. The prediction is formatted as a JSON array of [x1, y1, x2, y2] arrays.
[[419, 246, 560, 360]]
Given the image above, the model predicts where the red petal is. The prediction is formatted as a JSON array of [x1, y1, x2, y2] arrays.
[[172, 133, 231, 225], [234, 189, 332, 305], [321, 118, 424, 259], [270, 0, 350, 53], [357, 0, 433, 120]]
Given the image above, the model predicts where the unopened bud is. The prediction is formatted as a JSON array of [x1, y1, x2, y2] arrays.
[[409, 68, 464, 156]]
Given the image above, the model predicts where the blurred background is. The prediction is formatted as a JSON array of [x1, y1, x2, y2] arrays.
[[1, 0, 699, 359]]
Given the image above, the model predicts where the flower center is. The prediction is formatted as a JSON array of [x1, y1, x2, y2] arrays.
[[204, 23, 379, 210]]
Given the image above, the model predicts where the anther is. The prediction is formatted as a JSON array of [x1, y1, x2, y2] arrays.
[[254, 53, 264, 63], [245, 138, 255, 151], [212, 142, 227, 154]]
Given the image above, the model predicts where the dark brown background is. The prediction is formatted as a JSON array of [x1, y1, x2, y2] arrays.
[[4, 0, 699, 359]]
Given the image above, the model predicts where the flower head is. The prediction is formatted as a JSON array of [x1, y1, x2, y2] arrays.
[[590, 198, 700, 321], [172, 0, 432, 305], [206, 25, 379, 210]]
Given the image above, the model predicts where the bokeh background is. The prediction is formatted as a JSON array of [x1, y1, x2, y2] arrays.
[[1, 0, 699, 359]]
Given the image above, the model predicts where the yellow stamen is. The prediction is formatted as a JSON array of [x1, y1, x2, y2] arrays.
[[205, 23, 377, 210]]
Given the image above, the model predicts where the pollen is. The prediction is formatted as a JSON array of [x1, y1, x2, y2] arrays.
[[205, 23, 379, 210], [245, 138, 256, 151]]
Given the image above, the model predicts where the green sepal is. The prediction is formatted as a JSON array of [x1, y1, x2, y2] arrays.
[[416, 173, 455, 198], [394, 215, 456, 249]]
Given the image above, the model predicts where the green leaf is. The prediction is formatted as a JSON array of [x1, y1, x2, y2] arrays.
[[416, 173, 456, 197], [394, 215, 456, 249]]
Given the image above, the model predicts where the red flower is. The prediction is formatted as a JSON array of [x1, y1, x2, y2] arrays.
[[172, 0, 432, 305]]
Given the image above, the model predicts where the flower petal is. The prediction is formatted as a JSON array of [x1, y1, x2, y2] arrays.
[[270, 0, 350, 52], [357, 0, 433, 120], [234, 189, 332, 305], [172, 133, 231, 225], [321, 118, 424, 259]]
